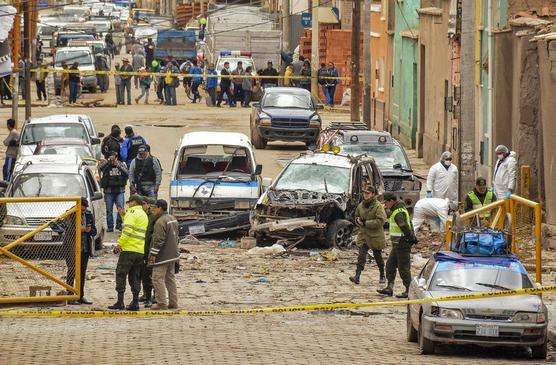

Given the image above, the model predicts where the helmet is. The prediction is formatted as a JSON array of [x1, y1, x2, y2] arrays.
[[151, 60, 159, 68]]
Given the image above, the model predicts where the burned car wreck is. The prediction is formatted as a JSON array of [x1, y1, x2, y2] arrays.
[[250, 150, 384, 248]]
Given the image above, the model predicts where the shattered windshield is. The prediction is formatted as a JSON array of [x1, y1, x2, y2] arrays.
[[274, 164, 350, 194], [10, 173, 86, 197], [340, 144, 410, 170]]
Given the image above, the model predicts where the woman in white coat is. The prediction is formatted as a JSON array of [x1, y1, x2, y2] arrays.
[[426, 151, 459, 203], [493, 145, 518, 198]]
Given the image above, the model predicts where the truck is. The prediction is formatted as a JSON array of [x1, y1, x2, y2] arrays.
[[205, 6, 282, 70], [154, 29, 197, 63]]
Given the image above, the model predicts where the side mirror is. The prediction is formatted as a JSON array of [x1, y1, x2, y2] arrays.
[[417, 277, 427, 290], [262, 177, 272, 189], [252, 102, 260, 108], [98, 132, 105, 138], [92, 192, 103, 201], [316, 104, 324, 110], [91, 137, 101, 145], [254, 164, 263, 175]]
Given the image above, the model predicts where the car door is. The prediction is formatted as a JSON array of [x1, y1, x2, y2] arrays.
[[410, 258, 436, 327], [83, 167, 105, 237]]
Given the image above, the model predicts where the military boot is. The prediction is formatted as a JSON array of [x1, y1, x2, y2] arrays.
[[349, 269, 361, 285], [376, 283, 394, 296], [144, 290, 153, 308], [126, 293, 140, 311], [108, 292, 125, 310], [396, 288, 409, 298], [378, 267, 386, 285]]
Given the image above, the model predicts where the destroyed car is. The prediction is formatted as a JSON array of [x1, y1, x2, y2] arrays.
[[318, 123, 422, 211], [169, 132, 263, 237], [250, 150, 384, 248]]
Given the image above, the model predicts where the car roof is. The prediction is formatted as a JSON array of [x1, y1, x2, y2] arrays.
[[14, 155, 84, 175], [290, 151, 355, 169], [264, 87, 310, 95], [26, 114, 86, 125], [38, 138, 89, 146], [178, 132, 252, 149]]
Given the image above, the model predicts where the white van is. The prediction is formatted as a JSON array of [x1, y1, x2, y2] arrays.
[[54, 46, 97, 93], [170, 132, 263, 237]]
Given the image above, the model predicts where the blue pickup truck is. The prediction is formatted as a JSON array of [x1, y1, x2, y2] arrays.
[[154, 29, 197, 63]]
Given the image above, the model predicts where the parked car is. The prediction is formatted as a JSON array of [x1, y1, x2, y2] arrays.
[[170, 132, 263, 237], [2, 155, 106, 254], [250, 87, 323, 149], [17, 115, 101, 159], [33, 138, 97, 167], [318, 123, 422, 211], [250, 150, 384, 248], [54, 46, 98, 93], [407, 251, 548, 359]]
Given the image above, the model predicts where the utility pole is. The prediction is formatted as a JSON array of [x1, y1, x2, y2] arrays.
[[11, 0, 21, 125], [282, 0, 290, 51], [362, 0, 371, 127], [24, 0, 32, 121], [350, 0, 361, 121], [310, 0, 319, 96]]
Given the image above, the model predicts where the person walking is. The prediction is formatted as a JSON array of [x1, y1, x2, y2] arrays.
[[121, 126, 147, 167], [108, 195, 148, 311], [68, 62, 80, 104], [299, 60, 311, 92], [231, 61, 244, 107], [144, 37, 155, 66], [114, 63, 123, 105], [258, 61, 279, 89], [66, 197, 96, 305], [205, 63, 218, 106], [132, 48, 146, 89], [99, 152, 128, 232], [60, 63, 69, 99], [377, 193, 418, 298], [163, 61, 179, 105], [350, 185, 387, 285], [95, 54, 110, 93], [216, 61, 233, 107], [140, 196, 156, 308], [493, 144, 518, 199], [120, 58, 133, 105], [3, 118, 19, 181], [148, 199, 180, 310], [324, 62, 339, 106], [35, 60, 47, 101], [101, 124, 123, 159], [189, 60, 203, 103], [129, 145, 162, 198], [426, 151, 458, 203], [242, 66, 255, 107], [135, 67, 152, 104], [283, 64, 293, 87], [105, 31, 115, 58]]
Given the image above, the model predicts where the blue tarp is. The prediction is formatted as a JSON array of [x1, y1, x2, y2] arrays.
[[434, 251, 520, 266]]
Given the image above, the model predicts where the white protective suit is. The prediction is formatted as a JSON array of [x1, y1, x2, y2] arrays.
[[493, 151, 518, 198], [413, 198, 450, 233], [426, 161, 458, 202]]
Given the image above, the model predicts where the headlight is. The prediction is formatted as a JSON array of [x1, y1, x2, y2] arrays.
[[432, 306, 463, 320], [259, 114, 272, 126], [4, 215, 26, 225], [512, 312, 546, 323], [234, 201, 252, 209], [310, 115, 320, 121]]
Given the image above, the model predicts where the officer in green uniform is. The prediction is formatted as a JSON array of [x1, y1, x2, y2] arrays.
[[464, 177, 497, 214], [377, 192, 418, 298], [350, 184, 387, 285], [139, 196, 157, 307]]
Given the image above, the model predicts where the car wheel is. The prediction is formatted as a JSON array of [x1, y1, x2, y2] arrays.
[[418, 313, 435, 354], [250, 120, 267, 149], [407, 306, 418, 343], [89, 86, 97, 94], [531, 340, 547, 359], [325, 219, 353, 249]]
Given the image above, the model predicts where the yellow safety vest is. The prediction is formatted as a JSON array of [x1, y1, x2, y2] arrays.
[[468, 190, 493, 218], [389, 206, 411, 238], [118, 205, 148, 254]]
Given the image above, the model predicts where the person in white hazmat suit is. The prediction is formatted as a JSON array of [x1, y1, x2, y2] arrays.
[[493, 145, 518, 199], [412, 198, 455, 234], [426, 151, 458, 203]]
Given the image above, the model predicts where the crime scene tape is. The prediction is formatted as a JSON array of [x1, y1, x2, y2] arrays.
[[0, 285, 554, 318], [21, 68, 353, 81]]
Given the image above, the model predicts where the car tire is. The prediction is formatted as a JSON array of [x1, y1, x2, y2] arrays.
[[407, 306, 418, 343], [89, 86, 97, 94], [250, 120, 267, 149], [418, 313, 435, 355], [325, 219, 353, 249], [531, 340, 547, 359]]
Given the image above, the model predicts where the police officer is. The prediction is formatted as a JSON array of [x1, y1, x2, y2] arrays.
[[465, 177, 497, 225], [139, 196, 157, 308], [108, 195, 149, 311], [350, 185, 387, 285], [100, 152, 128, 232], [129, 145, 162, 198], [121, 126, 147, 167], [377, 193, 417, 298]]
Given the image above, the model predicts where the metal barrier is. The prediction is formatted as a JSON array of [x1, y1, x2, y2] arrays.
[[0, 197, 82, 304], [445, 195, 542, 283]]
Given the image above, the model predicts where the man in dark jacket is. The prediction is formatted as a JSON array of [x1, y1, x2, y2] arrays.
[[121, 126, 147, 167], [139, 196, 157, 307], [377, 193, 418, 298], [99, 152, 128, 232], [216, 61, 233, 107], [148, 199, 180, 310], [258, 61, 279, 88], [129, 145, 162, 198], [101, 125, 123, 159], [68, 62, 81, 104]]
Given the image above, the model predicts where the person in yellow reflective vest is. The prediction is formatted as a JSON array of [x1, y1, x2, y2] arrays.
[[464, 177, 497, 214], [108, 194, 149, 311]]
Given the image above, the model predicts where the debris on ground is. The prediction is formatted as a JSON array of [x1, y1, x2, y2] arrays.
[[180, 235, 201, 245], [218, 238, 237, 248], [246, 244, 286, 256], [255, 276, 270, 284], [240, 237, 257, 249], [320, 248, 340, 261]]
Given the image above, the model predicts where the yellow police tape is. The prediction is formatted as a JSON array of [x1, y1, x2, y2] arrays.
[[0, 285, 554, 318]]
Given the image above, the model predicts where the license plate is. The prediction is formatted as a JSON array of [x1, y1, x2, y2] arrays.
[[34, 231, 53, 241], [476, 324, 499, 337], [188, 224, 205, 235]]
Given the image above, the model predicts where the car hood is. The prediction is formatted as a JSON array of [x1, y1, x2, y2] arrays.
[[261, 107, 317, 119], [6, 201, 75, 220], [428, 290, 544, 312], [258, 189, 348, 211]]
